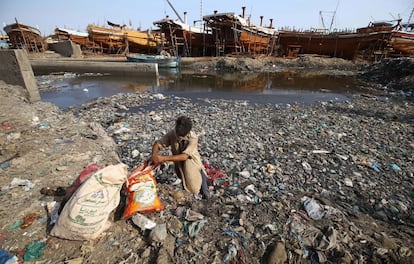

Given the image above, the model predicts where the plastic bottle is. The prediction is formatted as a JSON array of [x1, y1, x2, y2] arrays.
[[301, 196, 324, 220]]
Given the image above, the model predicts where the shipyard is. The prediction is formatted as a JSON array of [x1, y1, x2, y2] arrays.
[[0, 1, 414, 263]]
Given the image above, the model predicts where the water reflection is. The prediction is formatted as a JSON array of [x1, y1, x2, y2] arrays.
[[39, 69, 364, 109]]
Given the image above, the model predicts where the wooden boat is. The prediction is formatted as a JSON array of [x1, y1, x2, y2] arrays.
[[203, 7, 278, 56], [277, 21, 396, 60], [153, 17, 214, 57], [87, 24, 126, 54], [126, 54, 180, 68], [54, 27, 89, 47], [87, 22, 159, 54], [388, 18, 414, 56], [122, 28, 159, 54], [390, 30, 414, 56], [3, 19, 45, 52]]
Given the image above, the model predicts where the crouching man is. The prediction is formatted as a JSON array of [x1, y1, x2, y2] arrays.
[[151, 116, 210, 200]]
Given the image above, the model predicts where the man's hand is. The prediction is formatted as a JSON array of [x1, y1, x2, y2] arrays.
[[151, 154, 163, 165]]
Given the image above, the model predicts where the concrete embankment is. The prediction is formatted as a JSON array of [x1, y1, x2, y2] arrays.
[[30, 58, 159, 76]]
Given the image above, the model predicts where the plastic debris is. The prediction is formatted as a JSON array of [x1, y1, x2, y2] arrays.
[[222, 243, 238, 263], [21, 213, 39, 229], [301, 196, 324, 220], [6, 221, 22, 232], [185, 209, 204, 222], [45, 201, 60, 225], [388, 163, 401, 171], [0, 249, 19, 264], [184, 220, 208, 238], [23, 240, 47, 261], [131, 213, 157, 230], [2, 178, 35, 192]]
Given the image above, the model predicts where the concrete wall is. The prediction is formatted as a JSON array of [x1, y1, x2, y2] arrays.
[[30, 59, 159, 76], [48, 41, 82, 58], [0, 49, 41, 102]]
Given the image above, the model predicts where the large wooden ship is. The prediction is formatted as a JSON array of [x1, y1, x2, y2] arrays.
[[87, 22, 159, 54], [203, 7, 278, 56], [276, 21, 398, 60], [153, 17, 214, 57], [3, 19, 45, 52], [54, 27, 90, 48]]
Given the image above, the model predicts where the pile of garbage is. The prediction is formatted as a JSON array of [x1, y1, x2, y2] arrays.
[[358, 57, 414, 94], [69, 90, 413, 263], [1, 80, 413, 263]]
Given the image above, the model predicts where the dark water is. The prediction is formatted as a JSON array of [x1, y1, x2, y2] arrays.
[[38, 69, 364, 109]]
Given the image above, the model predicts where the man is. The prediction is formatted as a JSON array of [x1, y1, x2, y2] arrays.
[[151, 116, 210, 200]]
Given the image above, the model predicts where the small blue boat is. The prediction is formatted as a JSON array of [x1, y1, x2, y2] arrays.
[[126, 54, 180, 68]]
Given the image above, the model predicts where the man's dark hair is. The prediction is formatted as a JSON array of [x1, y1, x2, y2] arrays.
[[175, 116, 192, 136]]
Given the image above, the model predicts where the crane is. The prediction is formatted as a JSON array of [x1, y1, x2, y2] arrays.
[[165, 0, 184, 23]]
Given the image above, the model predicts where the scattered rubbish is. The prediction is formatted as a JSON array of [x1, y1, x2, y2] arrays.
[[311, 150, 331, 154], [23, 240, 47, 261], [204, 164, 229, 186], [223, 228, 244, 238], [358, 158, 381, 172], [301, 196, 324, 220], [2, 178, 35, 192], [45, 201, 60, 225], [185, 209, 204, 222], [64, 257, 84, 264], [6, 221, 22, 232], [153, 93, 165, 100], [149, 223, 167, 243], [263, 222, 281, 234], [344, 178, 353, 187], [388, 163, 401, 171], [21, 213, 39, 229], [131, 213, 156, 230], [0, 160, 10, 170], [222, 243, 238, 263], [184, 220, 208, 238], [0, 249, 19, 264], [0, 121, 15, 130]]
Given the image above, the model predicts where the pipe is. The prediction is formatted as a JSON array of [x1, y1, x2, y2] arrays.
[[242, 6, 246, 18], [184, 12, 187, 24], [269, 19, 273, 28], [260, 16, 263, 26]]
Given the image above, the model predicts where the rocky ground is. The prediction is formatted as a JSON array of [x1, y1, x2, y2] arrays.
[[0, 56, 413, 263]]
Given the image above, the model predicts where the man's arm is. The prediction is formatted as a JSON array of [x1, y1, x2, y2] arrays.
[[151, 142, 189, 164]]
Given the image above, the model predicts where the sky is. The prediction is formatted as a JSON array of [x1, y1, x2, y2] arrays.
[[1, 0, 413, 36]]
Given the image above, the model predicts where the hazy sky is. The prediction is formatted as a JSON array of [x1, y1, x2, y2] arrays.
[[1, 0, 413, 36]]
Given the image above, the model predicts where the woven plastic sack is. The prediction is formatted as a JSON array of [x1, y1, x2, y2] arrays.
[[123, 162, 164, 219], [50, 163, 128, 240]]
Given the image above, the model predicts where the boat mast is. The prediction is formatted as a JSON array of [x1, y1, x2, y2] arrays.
[[406, 7, 414, 31]]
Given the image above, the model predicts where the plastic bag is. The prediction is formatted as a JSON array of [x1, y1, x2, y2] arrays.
[[123, 162, 164, 219]]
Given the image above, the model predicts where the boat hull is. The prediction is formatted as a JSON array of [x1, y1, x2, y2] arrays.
[[87, 25, 159, 54], [277, 30, 393, 60], [3, 22, 45, 52], [390, 31, 414, 55]]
